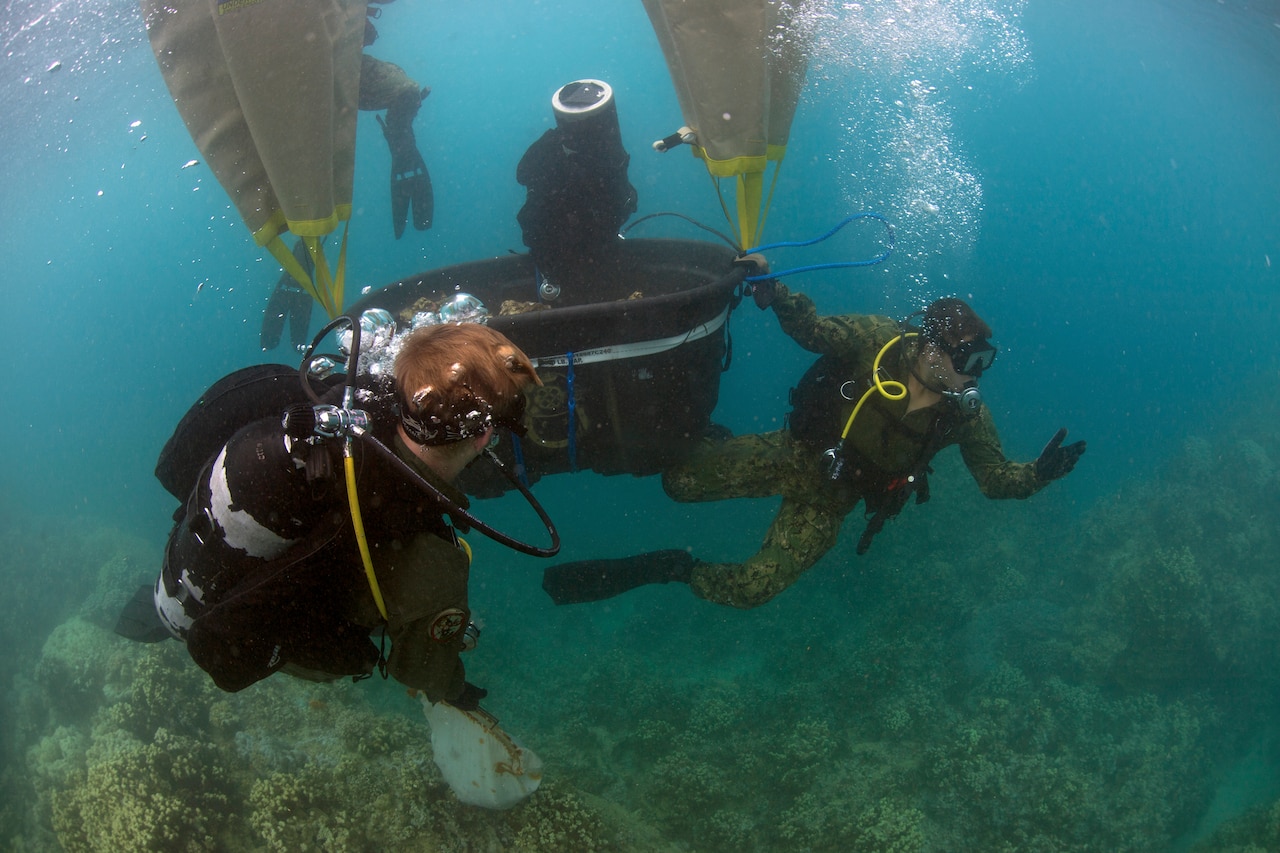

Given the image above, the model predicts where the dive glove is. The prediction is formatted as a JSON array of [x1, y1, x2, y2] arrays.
[[750, 278, 778, 310], [1034, 428, 1086, 482], [734, 253, 777, 309], [378, 87, 434, 239]]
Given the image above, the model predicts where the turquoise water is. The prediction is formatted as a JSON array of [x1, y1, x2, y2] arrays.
[[3, 1, 1280, 850]]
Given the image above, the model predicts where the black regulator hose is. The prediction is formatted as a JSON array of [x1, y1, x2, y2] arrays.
[[357, 433, 562, 558], [300, 313, 362, 406]]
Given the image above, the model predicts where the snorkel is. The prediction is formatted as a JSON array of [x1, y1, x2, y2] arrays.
[[293, 313, 562, 567]]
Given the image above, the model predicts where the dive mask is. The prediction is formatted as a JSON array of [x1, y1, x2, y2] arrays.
[[400, 392, 528, 447], [948, 338, 997, 377]]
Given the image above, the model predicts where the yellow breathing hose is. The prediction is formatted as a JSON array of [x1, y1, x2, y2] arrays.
[[835, 333, 918, 441], [342, 442, 474, 625], [344, 447, 388, 622]]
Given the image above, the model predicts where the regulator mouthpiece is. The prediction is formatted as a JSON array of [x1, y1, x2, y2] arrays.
[[944, 382, 983, 415]]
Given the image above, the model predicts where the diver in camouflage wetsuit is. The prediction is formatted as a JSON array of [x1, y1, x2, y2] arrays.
[[542, 281, 1086, 610]]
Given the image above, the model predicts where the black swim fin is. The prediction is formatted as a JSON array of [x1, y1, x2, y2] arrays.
[[379, 96, 434, 239], [260, 239, 316, 351], [113, 584, 172, 643], [260, 277, 315, 351], [390, 147, 433, 238], [541, 549, 695, 605]]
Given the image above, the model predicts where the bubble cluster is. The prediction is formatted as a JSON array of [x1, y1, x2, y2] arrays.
[[804, 0, 1032, 293], [341, 296, 492, 379]]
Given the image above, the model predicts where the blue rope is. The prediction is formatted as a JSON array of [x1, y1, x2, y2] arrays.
[[565, 351, 578, 472], [510, 433, 529, 489], [742, 211, 895, 281]]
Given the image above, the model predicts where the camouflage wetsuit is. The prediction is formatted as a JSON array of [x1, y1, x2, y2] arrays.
[[662, 284, 1047, 609]]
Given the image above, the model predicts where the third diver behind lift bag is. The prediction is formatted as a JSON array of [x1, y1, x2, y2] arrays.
[[516, 79, 638, 304]]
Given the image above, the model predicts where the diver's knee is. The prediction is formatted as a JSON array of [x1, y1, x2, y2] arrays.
[[690, 562, 784, 610], [661, 467, 698, 502]]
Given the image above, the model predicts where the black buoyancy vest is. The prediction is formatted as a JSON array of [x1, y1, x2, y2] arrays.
[[787, 354, 857, 450], [156, 363, 346, 503]]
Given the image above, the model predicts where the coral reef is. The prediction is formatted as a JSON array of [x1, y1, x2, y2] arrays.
[[7, 383, 1280, 851], [12, 611, 630, 853], [47, 727, 232, 853], [506, 784, 608, 852]]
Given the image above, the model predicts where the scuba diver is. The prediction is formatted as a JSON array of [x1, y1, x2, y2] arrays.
[[542, 280, 1086, 610], [117, 322, 546, 708], [516, 79, 638, 304]]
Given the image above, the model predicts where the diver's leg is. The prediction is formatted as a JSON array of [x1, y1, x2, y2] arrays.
[[362, 55, 433, 236], [689, 497, 852, 609], [543, 431, 847, 607], [541, 432, 791, 605], [661, 430, 794, 503]]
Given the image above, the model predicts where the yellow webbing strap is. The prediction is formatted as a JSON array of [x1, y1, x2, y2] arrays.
[[735, 171, 763, 251], [304, 224, 350, 319], [266, 234, 327, 310], [754, 155, 786, 248], [262, 221, 351, 320], [696, 144, 789, 250], [344, 450, 388, 622]]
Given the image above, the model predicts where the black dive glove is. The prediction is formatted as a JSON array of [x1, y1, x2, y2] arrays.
[[734, 253, 777, 309], [448, 681, 488, 711], [750, 278, 778, 310], [1034, 428, 1086, 482], [378, 88, 434, 239]]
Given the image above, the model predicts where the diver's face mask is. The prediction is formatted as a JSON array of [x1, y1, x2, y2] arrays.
[[399, 391, 529, 447], [929, 336, 997, 415], [947, 337, 997, 378]]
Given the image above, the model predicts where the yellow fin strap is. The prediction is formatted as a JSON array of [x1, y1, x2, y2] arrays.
[[838, 334, 916, 441], [457, 536, 472, 564], [344, 451, 388, 622]]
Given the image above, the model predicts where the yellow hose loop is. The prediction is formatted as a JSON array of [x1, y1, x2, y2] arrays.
[[836, 333, 918, 441]]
